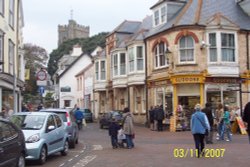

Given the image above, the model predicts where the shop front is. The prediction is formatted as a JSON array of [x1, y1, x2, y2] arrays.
[[169, 73, 205, 132], [205, 77, 240, 110]]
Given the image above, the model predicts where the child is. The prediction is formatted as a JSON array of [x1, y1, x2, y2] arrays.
[[108, 118, 120, 149], [117, 128, 126, 148]]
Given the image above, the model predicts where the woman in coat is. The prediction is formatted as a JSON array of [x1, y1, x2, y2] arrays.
[[243, 102, 250, 144], [122, 107, 135, 149]]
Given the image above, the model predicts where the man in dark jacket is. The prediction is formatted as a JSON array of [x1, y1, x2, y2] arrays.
[[202, 102, 214, 144], [156, 105, 165, 131], [243, 102, 250, 144], [109, 118, 120, 149]]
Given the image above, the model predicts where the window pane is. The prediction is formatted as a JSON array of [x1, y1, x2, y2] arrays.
[[137, 59, 143, 70], [161, 6, 166, 23], [209, 33, 216, 47], [209, 48, 217, 62], [159, 54, 165, 66], [186, 49, 194, 61], [101, 61, 105, 80], [159, 42, 165, 54], [129, 48, 134, 72], [221, 33, 227, 47], [95, 62, 99, 80], [154, 10, 159, 26], [180, 38, 185, 48], [120, 53, 126, 75], [137, 46, 143, 58], [137, 46, 143, 70], [228, 34, 235, 47], [180, 50, 186, 62], [186, 36, 194, 48]]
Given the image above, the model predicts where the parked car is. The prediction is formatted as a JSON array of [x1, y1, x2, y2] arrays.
[[10, 112, 69, 165], [73, 108, 93, 122], [99, 110, 124, 129], [39, 108, 79, 148], [0, 118, 26, 167]]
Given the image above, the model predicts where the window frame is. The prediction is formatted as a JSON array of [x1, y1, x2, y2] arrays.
[[128, 47, 134, 72], [9, 0, 14, 28], [136, 46, 144, 71], [207, 31, 237, 64], [153, 4, 167, 27], [178, 36, 195, 64], [154, 42, 168, 69], [120, 53, 126, 75], [0, 31, 3, 72], [100, 60, 106, 80], [95, 61, 99, 80]]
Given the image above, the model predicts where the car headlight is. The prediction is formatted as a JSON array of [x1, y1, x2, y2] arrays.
[[26, 134, 40, 143]]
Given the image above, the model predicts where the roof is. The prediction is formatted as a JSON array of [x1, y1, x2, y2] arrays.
[[147, 0, 250, 38], [75, 63, 93, 77], [107, 20, 141, 37], [58, 53, 93, 79]]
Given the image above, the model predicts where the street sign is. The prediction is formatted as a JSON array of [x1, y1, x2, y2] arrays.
[[39, 86, 45, 95], [37, 69, 47, 81]]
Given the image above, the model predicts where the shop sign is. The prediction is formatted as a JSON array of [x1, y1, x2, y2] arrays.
[[172, 76, 202, 84], [148, 80, 170, 88], [206, 77, 239, 84], [60, 86, 71, 92]]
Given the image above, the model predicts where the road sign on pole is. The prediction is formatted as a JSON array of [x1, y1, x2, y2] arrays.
[[37, 69, 47, 86], [39, 86, 45, 95]]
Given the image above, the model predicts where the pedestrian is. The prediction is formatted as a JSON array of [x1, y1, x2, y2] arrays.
[[202, 102, 214, 144], [149, 106, 155, 131], [215, 103, 224, 140], [108, 118, 120, 149], [156, 105, 165, 131], [243, 102, 250, 144], [219, 106, 232, 142], [191, 103, 210, 158], [122, 107, 135, 149], [74, 107, 84, 130], [37, 103, 43, 111]]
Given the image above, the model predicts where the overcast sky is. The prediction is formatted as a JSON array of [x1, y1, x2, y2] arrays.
[[22, 0, 156, 54]]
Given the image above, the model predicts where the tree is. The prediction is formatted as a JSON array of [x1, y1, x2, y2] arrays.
[[47, 32, 109, 77], [23, 44, 49, 101]]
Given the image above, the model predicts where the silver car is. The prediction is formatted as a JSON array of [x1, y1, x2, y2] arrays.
[[10, 112, 69, 165], [39, 108, 79, 148]]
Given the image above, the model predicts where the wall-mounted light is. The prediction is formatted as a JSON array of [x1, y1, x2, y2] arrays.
[[200, 41, 211, 49]]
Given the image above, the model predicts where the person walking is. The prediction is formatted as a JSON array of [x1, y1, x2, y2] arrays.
[[219, 106, 232, 142], [215, 103, 224, 140], [108, 118, 120, 149], [243, 102, 250, 144], [202, 102, 214, 144], [191, 104, 210, 158], [74, 107, 84, 130], [122, 107, 135, 149]]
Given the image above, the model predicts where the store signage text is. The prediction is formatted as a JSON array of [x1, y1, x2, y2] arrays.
[[173, 77, 202, 84]]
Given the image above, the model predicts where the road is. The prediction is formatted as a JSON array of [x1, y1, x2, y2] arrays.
[[27, 122, 249, 167]]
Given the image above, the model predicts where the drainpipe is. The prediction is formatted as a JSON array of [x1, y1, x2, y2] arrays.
[[144, 39, 149, 127]]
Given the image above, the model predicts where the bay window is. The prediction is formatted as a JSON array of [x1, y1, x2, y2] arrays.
[[120, 53, 126, 75], [112, 52, 127, 76], [114, 54, 118, 76], [208, 32, 236, 63]]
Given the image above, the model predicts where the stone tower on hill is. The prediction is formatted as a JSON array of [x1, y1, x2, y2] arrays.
[[58, 19, 90, 46]]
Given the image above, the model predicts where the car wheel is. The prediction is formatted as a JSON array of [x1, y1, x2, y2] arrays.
[[61, 140, 69, 156], [16, 153, 25, 167], [38, 146, 47, 165], [75, 137, 78, 144]]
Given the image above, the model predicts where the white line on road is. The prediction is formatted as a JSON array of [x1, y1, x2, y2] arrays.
[[68, 158, 73, 162], [59, 163, 65, 167]]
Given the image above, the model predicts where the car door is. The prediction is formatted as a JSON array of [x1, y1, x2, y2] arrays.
[[53, 114, 65, 150], [45, 115, 58, 154], [0, 121, 19, 167]]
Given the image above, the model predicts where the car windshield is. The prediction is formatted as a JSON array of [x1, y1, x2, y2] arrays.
[[10, 115, 46, 130], [44, 111, 67, 122]]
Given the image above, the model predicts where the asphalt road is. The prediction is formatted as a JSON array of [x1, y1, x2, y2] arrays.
[[27, 122, 250, 167]]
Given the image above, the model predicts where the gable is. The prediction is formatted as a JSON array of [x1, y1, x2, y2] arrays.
[[206, 13, 239, 29]]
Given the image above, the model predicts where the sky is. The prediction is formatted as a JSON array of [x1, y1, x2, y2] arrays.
[[22, 0, 157, 54]]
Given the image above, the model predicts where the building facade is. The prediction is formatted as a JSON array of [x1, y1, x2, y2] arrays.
[[0, 0, 25, 114], [146, 0, 250, 131], [58, 19, 90, 46], [93, 0, 250, 130]]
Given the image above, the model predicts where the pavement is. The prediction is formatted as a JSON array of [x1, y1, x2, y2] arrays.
[[78, 123, 249, 167]]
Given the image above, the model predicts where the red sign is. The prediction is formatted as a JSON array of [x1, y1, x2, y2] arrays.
[[37, 69, 47, 81]]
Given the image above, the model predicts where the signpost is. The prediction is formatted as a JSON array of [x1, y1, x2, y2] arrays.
[[36, 69, 47, 104]]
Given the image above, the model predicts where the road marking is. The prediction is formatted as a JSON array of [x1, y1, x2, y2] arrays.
[[92, 145, 103, 150], [59, 163, 65, 167], [76, 155, 97, 167], [68, 158, 73, 162], [75, 155, 79, 158]]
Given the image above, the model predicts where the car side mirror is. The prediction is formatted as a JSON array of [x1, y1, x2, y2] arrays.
[[47, 125, 56, 132]]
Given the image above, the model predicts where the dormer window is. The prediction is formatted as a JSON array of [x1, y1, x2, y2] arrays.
[[153, 5, 166, 27], [151, 1, 184, 27]]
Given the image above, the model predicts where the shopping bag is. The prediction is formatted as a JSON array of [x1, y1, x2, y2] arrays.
[[82, 118, 87, 127]]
